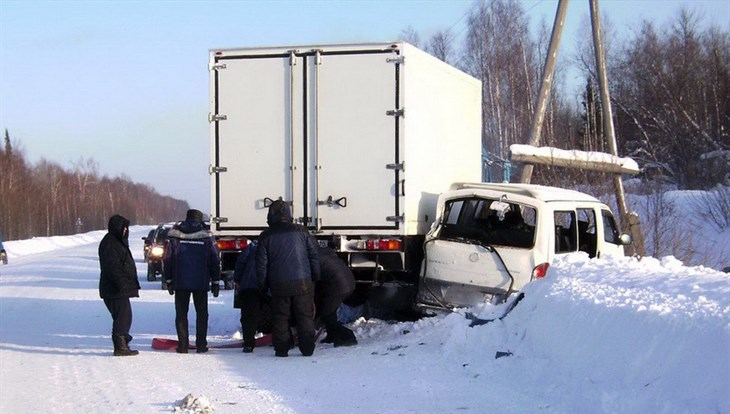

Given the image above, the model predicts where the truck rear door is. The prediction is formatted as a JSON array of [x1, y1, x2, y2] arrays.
[[211, 47, 400, 233], [311, 51, 399, 231], [212, 52, 304, 232]]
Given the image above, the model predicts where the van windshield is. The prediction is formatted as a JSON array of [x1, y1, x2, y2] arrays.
[[438, 197, 537, 248]]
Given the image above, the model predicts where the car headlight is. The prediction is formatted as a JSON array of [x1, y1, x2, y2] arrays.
[[150, 246, 164, 258]]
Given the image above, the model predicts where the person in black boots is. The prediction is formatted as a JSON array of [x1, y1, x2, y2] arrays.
[[98, 214, 140, 356], [163, 209, 221, 354], [316, 246, 357, 347], [256, 200, 320, 357], [233, 241, 271, 353]]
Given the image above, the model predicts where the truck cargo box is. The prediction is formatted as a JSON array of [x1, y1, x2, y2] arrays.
[[209, 42, 482, 238]]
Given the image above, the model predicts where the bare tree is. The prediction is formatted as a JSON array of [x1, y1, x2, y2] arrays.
[[399, 26, 421, 48], [611, 8, 730, 189], [461, 0, 539, 161], [426, 30, 454, 64], [1, 134, 190, 240]]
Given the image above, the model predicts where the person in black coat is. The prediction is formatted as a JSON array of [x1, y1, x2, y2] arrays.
[[316, 246, 357, 347], [98, 214, 140, 356], [256, 200, 320, 357], [163, 209, 221, 354], [233, 241, 271, 353]]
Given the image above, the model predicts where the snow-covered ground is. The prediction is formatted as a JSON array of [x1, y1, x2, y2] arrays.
[[1, 221, 729, 413]]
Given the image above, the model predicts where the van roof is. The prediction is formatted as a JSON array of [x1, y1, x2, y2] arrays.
[[449, 182, 602, 204]]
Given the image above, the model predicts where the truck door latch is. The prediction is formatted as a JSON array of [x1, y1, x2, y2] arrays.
[[318, 195, 347, 208]]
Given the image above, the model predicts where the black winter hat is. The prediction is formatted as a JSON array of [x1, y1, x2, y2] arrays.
[[186, 209, 204, 221], [107, 214, 130, 243], [267, 200, 292, 225]]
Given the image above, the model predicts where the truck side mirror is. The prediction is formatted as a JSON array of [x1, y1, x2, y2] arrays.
[[619, 233, 632, 245]]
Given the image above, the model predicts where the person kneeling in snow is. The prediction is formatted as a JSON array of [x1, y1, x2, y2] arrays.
[[98, 214, 140, 356], [316, 246, 357, 347]]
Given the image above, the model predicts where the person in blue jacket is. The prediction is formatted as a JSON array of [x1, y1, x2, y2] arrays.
[[163, 209, 221, 354], [233, 241, 271, 353], [256, 200, 320, 357]]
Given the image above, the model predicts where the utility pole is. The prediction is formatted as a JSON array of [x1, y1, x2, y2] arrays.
[[520, 0, 569, 184], [589, 0, 645, 256]]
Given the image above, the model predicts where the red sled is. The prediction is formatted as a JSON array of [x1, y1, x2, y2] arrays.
[[151, 334, 272, 351]]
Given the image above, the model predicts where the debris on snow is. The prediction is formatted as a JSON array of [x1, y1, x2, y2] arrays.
[[173, 394, 214, 414]]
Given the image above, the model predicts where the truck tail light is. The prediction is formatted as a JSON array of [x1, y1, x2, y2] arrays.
[[355, 238, 403, 251], [531, 262, 550, 280], [217, 239, 248, 251]]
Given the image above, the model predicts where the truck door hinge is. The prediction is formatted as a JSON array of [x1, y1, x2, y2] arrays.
[[209, 113, 227, 122], [313, 49, 323, 65], [386, 108, 405, 117], [386, 56, 404, 64], [208, 165, 228, 174], [211, 216, 228, 224], [386, 214, 404, 223], [386, 162, 404, 171], [288, 50, 298, 66], [209, 62, 227, 71]]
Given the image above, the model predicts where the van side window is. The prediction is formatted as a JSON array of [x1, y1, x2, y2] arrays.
[[577, 208, 597, 258], [602, 210, 620, 244], [554, 211, 576, 253]]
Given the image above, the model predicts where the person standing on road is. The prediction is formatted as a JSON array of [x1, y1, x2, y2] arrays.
[[256, 200, 320, 357], [0, 225, 8, 265], [98, 214, 140, 356], [163, 209, 221, 354], [233, 241, 271, 353]]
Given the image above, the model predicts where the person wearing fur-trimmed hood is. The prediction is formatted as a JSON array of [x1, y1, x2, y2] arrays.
[[163, 209, 221, 353]]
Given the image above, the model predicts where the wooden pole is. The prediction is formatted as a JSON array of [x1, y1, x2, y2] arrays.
[[520, 0, 569, 184], [589, 0, 645, 255]]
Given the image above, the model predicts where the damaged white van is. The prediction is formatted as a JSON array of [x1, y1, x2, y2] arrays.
[[415, 182, 632, 311]]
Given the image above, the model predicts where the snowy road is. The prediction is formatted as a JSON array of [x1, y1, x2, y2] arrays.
[[1, 226, 728, 413]]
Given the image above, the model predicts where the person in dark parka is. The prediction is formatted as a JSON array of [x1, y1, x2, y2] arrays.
[[233, 241, 271, 353], [98, 214, 140, 356], [316, 246, 357, 347], [256, 200, 320, 357], [163, 209, 221, 354]]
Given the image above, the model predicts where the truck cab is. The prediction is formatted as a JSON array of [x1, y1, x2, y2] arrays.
[[416, 183, 632, 311]]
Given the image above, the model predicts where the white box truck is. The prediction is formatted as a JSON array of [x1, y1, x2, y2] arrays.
[[209, 42, 482, 306]]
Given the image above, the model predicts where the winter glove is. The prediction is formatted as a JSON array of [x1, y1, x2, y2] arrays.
[[166, 281, 174, 296], [211, 281, 220, 298]]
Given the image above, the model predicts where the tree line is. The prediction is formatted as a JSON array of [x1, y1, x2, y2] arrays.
[[404, 0, 729, 190], [1, 130, 189, 241]]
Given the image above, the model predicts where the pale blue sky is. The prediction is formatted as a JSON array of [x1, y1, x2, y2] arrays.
[[1, 0, 728, 212]]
